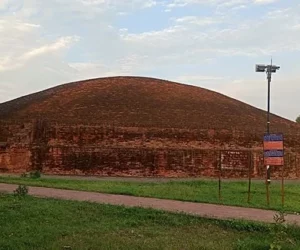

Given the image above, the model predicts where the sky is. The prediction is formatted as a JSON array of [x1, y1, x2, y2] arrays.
[[0, 0, 299, 121]]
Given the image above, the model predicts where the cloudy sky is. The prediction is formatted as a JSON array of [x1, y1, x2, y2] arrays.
[[0, 0, 299, 121]]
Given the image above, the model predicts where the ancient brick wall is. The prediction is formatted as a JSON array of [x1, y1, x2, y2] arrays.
[[0, 122, 32, 173], [1, 120, 300, 178], [42, 147, 218, 177], [0, 147, 31, 173], [39, 147, 300, 178]]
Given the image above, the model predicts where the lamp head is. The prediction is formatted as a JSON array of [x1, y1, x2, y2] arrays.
[[256, 64, 267, 72]]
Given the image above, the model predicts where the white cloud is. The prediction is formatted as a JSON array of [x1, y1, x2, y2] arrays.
[[121, 25, 186, 44], [79, 0, 157, 8], [166, 0, 278, 9], [166, 0, 223, 9], [0, 36, 79, 72], [69, 63, 111, 79], [142, 0, 157, 8], [175, 16, 220, 25], [219, 0, 247, 7], [21, 36, 79, 61], [0, 19, 40, 32], [120, 4, 300, 59], [0, 0, 9, 10], [0, 0, 21, 11], [291, 24, 300, 30], [254, 0, 278, 4], [266, 8, 290, 19], [69, 53, 149, 79], [0, 0, 299, 121], [175, 75, 225, 85]]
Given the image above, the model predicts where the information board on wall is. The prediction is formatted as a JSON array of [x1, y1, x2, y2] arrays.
[[263, 133, 284, 166]]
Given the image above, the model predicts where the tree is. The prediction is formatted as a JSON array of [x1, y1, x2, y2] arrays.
[[296, 116, 300, 124]]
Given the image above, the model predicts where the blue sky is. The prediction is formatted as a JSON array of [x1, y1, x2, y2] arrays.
[[0, 0, 299, 121]]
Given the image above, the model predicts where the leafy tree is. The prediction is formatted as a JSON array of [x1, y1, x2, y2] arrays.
[[296, 116, 300, 123]]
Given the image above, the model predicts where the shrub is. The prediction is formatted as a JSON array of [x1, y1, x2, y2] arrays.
[[13, 185, 29, 197], [269, 210, 295, 250], [20, 172, 28, 178], [29, 170, 41, 179]]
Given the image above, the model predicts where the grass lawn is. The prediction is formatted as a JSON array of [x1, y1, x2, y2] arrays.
[[0, 193, 300, 250], [0, 176, 300, 212]]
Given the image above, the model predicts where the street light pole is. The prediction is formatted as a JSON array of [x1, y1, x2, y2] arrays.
[[255, 60, 280, 205], [266, 60, 272, 183]]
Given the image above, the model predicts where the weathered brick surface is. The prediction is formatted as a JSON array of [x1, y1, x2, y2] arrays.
[[0, 120, 300, 179], [0, 77, 300, 178], [0, 147, 31, 173]]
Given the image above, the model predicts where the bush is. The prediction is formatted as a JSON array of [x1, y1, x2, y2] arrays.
[[13, 185, 29, 197], [29, 170, 41, 179], [235, 238, 269, 250], [21, 171, 41, 179], [269, 210, 295, 250], [20, 172, 28, 178]]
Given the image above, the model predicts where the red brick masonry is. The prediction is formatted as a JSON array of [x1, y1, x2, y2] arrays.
[[0, 121, 300, 178]]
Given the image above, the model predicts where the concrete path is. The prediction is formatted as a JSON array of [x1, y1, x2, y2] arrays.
[[1, 183, 300, 226]]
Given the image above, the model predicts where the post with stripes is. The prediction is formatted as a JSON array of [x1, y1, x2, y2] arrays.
[[263, 133, 284, 206]]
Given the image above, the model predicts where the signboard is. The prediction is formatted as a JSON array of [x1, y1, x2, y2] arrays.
[[263, 133, 284, 166]]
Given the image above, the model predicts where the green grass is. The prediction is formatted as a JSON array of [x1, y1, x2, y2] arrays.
[[0, 176, 300, 212], [0, 193, 299, 250]]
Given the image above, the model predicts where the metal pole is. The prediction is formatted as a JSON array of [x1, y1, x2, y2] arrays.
[[267, 62, 271, 182], [266, 60, 272, 206], [256, 60, 280, 207], [255, 59, 280, 205]]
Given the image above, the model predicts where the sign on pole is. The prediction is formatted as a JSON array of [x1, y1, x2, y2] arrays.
[[263, 133, 284, 166]]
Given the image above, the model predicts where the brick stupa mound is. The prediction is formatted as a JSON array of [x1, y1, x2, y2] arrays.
[[0, 76, 298, 132], [0, 76, 299, 178]]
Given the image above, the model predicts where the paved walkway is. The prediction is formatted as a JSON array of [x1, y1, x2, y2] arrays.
[[1, 183, 300, 226]]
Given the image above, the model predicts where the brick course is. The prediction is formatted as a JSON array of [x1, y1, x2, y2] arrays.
[[1, 120, 299, 178]]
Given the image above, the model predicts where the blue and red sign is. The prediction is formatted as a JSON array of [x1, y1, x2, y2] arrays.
[[263, 133, 284, 166]]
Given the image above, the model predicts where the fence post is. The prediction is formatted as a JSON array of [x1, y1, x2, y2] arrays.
[[248, 151, 252, 203], [281, 162, 285, 207], [218, 150, 222, 202]]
